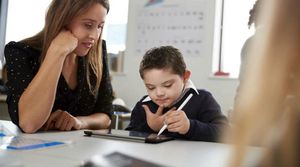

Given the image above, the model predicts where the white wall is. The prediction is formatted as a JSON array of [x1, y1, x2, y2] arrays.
[[111, 0, 239, 116]]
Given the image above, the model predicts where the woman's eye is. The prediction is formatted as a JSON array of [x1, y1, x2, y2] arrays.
[[98, 25, 104, 29], [147, 87, 155, 90], [84, 23, 93, 29]]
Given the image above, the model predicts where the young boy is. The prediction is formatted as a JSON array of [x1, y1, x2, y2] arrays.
[[126, 46, 228, 142]]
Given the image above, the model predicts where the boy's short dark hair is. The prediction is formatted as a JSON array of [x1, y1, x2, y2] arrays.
[[139, 46, 186, 79]]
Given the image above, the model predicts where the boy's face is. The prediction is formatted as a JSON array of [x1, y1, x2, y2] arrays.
[[143, 68, 188, 107]]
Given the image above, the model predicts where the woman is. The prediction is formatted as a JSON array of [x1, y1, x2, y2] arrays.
[[227, 0, 300, 166], [4, 0, 113, 133]]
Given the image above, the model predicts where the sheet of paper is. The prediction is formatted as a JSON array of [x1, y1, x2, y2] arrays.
[[0, 125, 7, 137], [0, 132, 5, 137], [0, 136, 65, 150]]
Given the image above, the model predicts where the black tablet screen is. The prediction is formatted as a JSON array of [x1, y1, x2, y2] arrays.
[[84, 129, 174, 144]]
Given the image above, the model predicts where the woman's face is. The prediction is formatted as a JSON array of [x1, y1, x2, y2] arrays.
[[68, 3, 107, 56]]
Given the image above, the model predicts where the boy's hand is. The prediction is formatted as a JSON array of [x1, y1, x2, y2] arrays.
[[44, 109, 83, 131], [164, 109, 190, 135], [143, 105, 165, 132]]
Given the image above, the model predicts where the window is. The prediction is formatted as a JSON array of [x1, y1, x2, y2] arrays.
[[103, 0, 128, 54], [213, 0, 256, 78], [1, 0, 51, 70], [5, 0, 51, 44], [0, 0, 8, 69], [102, 0, 129, 74]]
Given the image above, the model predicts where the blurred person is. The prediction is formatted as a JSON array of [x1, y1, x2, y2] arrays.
[[226, 0, 300, 166]]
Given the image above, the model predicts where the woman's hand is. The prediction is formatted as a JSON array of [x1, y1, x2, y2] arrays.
[[44, 109, 83, 131], [164, 109, 190, 135], [48, 30, 78, 57]]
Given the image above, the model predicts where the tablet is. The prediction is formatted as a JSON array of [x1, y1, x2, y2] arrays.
[[82, 151, 165, 167], [84, 129, 174, 144]]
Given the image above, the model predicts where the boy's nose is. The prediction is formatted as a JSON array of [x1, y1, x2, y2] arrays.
[[156, 88, 165, 97]]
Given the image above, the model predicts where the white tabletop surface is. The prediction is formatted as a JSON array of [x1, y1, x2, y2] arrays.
[[0, 120, 261, 167]]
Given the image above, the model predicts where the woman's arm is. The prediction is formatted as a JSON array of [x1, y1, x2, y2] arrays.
[[77, 113, 111, 129], [44, 111, 111, 131], [18, 31, 78, 133]]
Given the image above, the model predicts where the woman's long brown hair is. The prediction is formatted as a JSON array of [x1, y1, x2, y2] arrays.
[[21, 0, 110, 95]]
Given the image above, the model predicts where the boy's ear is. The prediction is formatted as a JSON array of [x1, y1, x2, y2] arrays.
[[183, 70, 191, 82]]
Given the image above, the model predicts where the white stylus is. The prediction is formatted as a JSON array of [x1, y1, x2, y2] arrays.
[[157, 93, 193, 136]]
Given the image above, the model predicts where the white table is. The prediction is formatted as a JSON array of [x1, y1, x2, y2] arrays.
[[0, 120, 261, 167]]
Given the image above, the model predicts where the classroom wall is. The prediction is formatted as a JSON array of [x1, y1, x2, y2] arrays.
[[111, 0, 239, 116]]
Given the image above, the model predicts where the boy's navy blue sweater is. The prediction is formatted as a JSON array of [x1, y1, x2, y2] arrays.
[[126, 89, 229, 142]]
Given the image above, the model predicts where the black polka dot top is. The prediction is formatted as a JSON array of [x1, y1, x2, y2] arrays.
[[4, 41, 113, 126]]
